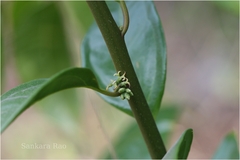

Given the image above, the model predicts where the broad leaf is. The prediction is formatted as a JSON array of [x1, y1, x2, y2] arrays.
[[2, 1, 82, 137], [101, 106, 181, 159], [9, 1, 73, 81], [82, 1, 166, 116], [212, 132, 239, 159], [163, 129, 193, 159], [1, 68, 118, 133]]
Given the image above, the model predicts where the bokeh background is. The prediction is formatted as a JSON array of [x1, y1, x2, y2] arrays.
[[1, 1, 239, 159]]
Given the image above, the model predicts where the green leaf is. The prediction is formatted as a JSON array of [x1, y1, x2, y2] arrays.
[[9, 2, 73, 81], [101, 106, 181, 159], [212, 132, 239, 159], [82, 1, 166, 116], [1, 67, 118, 133], [1, 1, 84, 137], [213, 1, 239, 16], [66, 1, 94, 32], [163, 129, 193, 159]]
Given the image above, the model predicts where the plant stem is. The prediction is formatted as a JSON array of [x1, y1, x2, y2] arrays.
[[117, 0, 129, 36], [87, 1, 166, 159]]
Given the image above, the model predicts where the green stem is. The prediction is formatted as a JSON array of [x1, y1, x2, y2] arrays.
[[87, 1, 166, 159], [96, 88, 120, 97], [117, 0, 129, 36]]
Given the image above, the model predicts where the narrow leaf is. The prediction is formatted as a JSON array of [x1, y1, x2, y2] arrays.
[[163, 129, 193, 159], [212, 132, 239, 159], [1, 68, 118, 133], [82, 1, 166, 116]]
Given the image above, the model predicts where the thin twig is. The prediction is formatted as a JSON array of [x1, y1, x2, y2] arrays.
[[87, 91, 117, 159]]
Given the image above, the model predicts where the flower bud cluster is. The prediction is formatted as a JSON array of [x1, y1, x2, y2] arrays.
[[106, 71, 133, 100]]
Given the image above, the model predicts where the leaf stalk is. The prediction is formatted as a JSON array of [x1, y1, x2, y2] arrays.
[[117, 0, 129, 36]]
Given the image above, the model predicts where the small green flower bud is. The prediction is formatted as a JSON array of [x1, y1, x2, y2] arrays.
[[120, 94, 125, 100], [118, 88, 126, 93], [126, 88, 133, 96], [119, 81, 130, 88], [124, 93, 130, 100]]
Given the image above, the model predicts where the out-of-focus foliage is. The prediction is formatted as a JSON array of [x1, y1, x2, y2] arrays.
[[212, 132, 239, 159], [66, 1, 93, 32], [2, 0, 93, 151], [10, 2, 71, 80], [213, 1, 239, 15], [2, 1, 93, 82], [102, 106, 181, 159], [2, 2, 93, 108]]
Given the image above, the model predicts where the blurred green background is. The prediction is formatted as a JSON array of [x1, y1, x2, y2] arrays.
[[1, 1, 239, 159]]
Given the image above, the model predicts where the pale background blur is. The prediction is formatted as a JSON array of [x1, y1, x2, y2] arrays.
[[155, 1, 239, 159], [1, 1, 239, 159]]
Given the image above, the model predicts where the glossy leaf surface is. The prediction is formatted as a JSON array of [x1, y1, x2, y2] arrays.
[[1, 68, 118, 133], [163, 129, 193, 159], [212, 132, 239, 159], [82, 1, 166, 116]]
